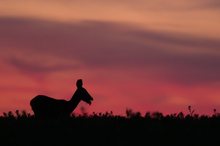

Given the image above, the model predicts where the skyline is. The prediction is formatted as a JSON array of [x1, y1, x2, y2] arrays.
[[0, 0, 220, 115]]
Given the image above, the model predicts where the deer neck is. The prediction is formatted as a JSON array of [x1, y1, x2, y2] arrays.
[[67, 89, 81, 113], [67, 97, 80, 113]]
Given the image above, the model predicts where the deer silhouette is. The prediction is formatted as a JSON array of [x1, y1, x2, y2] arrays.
[[30, 79, 93, 119]]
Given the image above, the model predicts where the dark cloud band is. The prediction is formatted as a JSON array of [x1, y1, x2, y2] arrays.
[[0, 17, 220, 85]]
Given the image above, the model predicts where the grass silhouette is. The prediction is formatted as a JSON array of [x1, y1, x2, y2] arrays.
[[1, 108, 220, 146]]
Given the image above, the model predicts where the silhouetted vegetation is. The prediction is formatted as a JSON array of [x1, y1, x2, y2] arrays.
[[1, 108, 220, 146]]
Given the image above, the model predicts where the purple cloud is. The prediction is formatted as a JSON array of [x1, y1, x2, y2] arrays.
[[0, 17, 220, 85], [7, 57, 79, 73]]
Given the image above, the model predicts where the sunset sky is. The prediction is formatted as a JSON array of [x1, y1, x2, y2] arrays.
[[0, 0, 220, 115]]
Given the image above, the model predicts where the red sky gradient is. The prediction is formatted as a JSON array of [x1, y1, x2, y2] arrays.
[[0, 0, 220, 115]]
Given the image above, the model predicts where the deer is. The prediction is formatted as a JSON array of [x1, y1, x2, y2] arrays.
[[30, 79, 93, 119]]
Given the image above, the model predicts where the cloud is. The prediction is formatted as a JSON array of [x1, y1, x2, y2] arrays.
[[7, 57, 79, 74], [0, 17, 220, 85], [194, 0, 220, 9], [55, 0, 220, 10]]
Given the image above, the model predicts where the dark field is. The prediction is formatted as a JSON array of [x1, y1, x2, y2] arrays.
[[1, 109, 220, 146]]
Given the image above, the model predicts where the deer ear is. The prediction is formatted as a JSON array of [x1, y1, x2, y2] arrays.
[[76, 79, 83, 87]]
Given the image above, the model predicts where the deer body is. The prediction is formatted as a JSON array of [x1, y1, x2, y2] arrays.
[[30, 79, 93, 119]]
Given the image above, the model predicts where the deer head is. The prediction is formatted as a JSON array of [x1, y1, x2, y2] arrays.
[[73, 79, 93, 105]]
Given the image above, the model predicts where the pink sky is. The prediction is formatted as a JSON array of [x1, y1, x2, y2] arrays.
[[0, 0, 220, 115]]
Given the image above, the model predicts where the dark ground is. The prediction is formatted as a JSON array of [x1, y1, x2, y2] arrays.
[[0, 110, 220, 146]]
